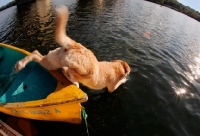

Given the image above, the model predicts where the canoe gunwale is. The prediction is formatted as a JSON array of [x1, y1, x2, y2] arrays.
[[0, 43, 31, 55], [2, 93, 88, 108]]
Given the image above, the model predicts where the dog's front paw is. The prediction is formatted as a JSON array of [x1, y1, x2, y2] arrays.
[[14, 61, 25, 72], [74, 82, 79, 88]]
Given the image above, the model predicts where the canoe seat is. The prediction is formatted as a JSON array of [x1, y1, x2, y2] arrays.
[[0, 63, 57, 103]]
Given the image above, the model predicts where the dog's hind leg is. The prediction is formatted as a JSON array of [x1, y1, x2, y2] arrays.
[[32, 50, 44, 58], [14, 50, 43, 72]]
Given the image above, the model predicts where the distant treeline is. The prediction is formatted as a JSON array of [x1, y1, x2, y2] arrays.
[[0, 1, 16, 12], [145, 0, 200, 22]]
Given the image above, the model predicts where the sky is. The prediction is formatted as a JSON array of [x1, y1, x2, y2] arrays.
[[177, 0, 200, 12]]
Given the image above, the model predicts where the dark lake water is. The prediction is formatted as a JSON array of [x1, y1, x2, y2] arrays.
[[1, 0, 200, 135]]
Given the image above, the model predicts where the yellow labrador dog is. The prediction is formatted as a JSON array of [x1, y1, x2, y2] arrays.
[[14, 6, 130, 93]]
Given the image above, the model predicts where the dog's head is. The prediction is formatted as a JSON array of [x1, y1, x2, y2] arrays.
[[113, 60, 131, 77]]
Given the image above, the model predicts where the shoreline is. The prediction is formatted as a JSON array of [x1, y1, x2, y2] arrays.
[[0, 1, 16, 12], [144, 0, 200, 22], [0, 0, 35, 12]]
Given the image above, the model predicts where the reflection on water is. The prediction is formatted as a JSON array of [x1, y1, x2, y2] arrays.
[[176, 88, 186, 95], [35, 0, 51, 31], [1, 0, 200, 135], [173, 54, 200, 100]]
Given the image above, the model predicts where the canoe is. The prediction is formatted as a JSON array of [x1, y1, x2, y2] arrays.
[[0, 119, 22, 136], [0, 43, 88, 124]]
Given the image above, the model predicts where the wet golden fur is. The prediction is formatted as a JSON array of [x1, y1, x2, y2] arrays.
[[14, 6, 130, 92]]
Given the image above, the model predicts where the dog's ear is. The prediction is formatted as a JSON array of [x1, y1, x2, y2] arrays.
[[114, 60, 130, 75], [121, 61, 130, 75]]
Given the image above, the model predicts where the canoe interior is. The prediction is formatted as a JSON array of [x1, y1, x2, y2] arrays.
[[0, 46, 57, 103]]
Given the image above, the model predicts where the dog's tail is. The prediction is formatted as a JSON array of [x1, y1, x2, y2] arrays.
[[55, 6, 76, 49]]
